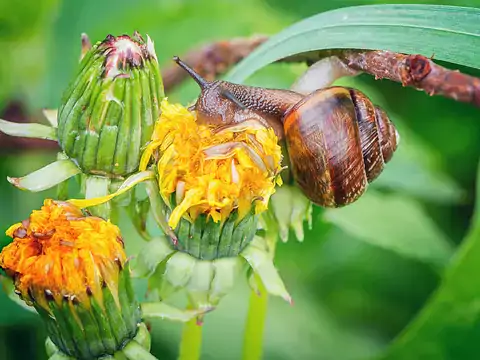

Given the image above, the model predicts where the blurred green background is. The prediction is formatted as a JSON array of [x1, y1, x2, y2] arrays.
[[1, 0, 480, 359]]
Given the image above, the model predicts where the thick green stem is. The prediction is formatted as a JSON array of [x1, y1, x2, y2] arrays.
[[242, 212, 279, 360], [178, 316, 203, 360], [85, 175, 111, 219], [56, 180, 69, 201], [56, 153, 71, 200], [242, 274, 269, 360]]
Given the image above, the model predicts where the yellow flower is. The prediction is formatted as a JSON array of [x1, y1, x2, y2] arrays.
[[140, 98, 283, 229], [0, 199, 126, 311]]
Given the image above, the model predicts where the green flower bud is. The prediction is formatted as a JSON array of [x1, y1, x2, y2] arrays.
[[57, 32, 164, 177]]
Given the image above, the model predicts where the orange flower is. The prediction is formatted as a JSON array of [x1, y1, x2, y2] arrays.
[[0, 199, 125, 311]]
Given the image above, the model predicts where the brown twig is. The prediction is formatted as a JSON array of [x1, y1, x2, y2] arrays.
[[337, 50, 480, 108], [162, 37, 480, 108], [162, 35, 268, 92]]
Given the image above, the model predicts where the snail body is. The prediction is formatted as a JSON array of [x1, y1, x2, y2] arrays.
[[173, 57, 399, 207]]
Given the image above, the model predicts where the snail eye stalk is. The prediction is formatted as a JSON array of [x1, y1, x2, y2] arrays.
[[173, 56, 209, 88]]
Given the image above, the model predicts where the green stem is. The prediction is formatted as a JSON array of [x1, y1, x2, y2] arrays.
[[85, 175, 111, 219], [178, 316, 203, 360], [242, 211, 279, 360], [56, 153, 71, 200], [56, 181, 69, 200], [242, 274, 269, 360]]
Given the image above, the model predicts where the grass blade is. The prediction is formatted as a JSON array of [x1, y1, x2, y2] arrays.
[[227, 5, 480, 83]]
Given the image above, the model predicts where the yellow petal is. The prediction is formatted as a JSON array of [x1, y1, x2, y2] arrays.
[[276, 175, 283, 186], [139, 140, 162, 171], [168, 188, 204, 229]]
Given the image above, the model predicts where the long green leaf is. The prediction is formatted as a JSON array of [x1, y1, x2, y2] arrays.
[[380, 160, 480, 359], [227, 4, 480, 83]]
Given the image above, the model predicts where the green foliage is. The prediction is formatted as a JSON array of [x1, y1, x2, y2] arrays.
[[227, 4, 480, 82], [380, 162, 480, 360], [0, 1, 479, 360], [324, 191, 454, 267]]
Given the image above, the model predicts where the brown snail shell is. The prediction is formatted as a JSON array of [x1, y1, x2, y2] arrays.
[[283, 86, 399, 207]]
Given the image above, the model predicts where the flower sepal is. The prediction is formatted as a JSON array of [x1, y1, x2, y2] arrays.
[[136, 236, 244, 312], [0, 103, 80, 195], [0, 274, 36, 314], [141, 302, 208, 323], [268, 185, 313, 242], [241, 236, 292, 304], [169, 207, 258, 260], [134, 233, 291, 319], [29, 261, 142, 360], [7, 153, 80, 192], [0, 118, 57, 140]]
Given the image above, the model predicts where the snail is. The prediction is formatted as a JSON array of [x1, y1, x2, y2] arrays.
[[173, 56, 399, 207]]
